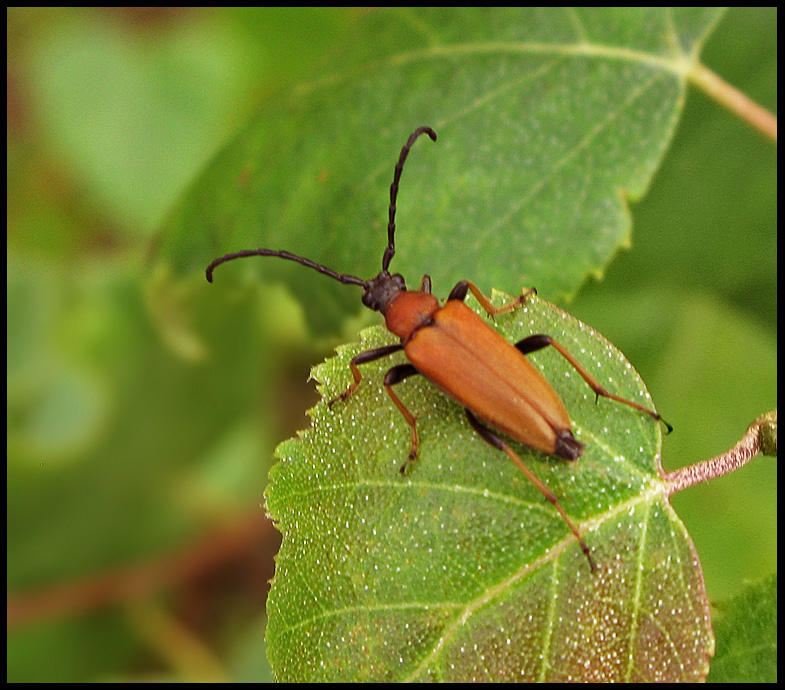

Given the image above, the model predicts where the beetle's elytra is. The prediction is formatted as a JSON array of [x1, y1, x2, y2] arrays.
[[206, 126, 671, 572]]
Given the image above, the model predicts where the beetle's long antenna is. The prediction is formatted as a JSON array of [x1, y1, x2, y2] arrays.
[[382, 126, 437, 273], [205, 248, 368, 287]]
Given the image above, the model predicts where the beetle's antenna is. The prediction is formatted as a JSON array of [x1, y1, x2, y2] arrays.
[[382, 126, 437, 273], [206, 248, 368, 287]]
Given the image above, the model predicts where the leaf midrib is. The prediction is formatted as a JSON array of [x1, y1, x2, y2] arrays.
[[292, 34, 695, 102], [403, 477, 664, 681], [389, 40, 693, 76]]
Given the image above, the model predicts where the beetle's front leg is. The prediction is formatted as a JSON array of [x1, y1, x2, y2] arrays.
[[447, 280, 537, 318], [328, 344, 403, 408]]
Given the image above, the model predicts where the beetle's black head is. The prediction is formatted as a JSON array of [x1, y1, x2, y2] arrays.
[[362, 271, 406, 313]]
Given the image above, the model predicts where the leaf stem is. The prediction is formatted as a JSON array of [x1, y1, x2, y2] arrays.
[[664, 410, 777, 496], [689, 62, 777, 142]]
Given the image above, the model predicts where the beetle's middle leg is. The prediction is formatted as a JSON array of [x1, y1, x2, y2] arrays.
[[383, 364, 422, 474], [514, 334, 672, 432], [447, 280, 536, 317], [465, 409, 597, 572]]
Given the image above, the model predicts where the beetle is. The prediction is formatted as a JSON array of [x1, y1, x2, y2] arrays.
[[206, 126, 671, 571]]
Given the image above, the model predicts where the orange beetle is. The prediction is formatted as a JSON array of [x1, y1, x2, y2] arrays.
[[206, 127, 670, 571]]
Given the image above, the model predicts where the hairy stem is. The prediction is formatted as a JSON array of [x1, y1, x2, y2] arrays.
[[664, 410, 777, 496]]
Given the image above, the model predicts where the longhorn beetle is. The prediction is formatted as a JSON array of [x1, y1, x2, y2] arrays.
[[206, 126, 671, 571]]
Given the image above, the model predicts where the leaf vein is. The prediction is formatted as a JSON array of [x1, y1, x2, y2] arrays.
[[471, 68, 669, 255], [406, 483, 664, 680]]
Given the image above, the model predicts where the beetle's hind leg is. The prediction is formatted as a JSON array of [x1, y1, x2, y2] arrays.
[[514, 334, 673, 433], [465, 409, 598, 572]]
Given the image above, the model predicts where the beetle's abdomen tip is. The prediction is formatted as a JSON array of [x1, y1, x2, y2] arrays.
[[555, 430, 584, 461]]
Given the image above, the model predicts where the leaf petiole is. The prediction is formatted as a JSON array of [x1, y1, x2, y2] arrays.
[[663, 409, 777, 495]]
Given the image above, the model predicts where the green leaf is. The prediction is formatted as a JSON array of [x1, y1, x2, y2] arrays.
[[158, 7, 725, 329], [707, 574, 777, 683], [265, 292, 713, 682]]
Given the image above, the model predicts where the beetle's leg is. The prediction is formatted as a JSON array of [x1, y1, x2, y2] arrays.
[[465, 409, 598, 572], [514, 334, 673, 433], [328, 344, 403, 408], [418, 274, 432, 294], [447, 281, 536, 318], [382, 364, 422, 474]]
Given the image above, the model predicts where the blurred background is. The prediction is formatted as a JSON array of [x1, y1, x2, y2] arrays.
[[7, 7, 776, 681]]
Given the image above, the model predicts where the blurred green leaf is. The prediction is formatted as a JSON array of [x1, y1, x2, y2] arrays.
[[20, 8, 346, 236], [265, 293, 713, 682], [159, 7, 725, 332], [6, 263, 274, 586], [707, 574, 777, 683], [7, 613, 136, 683], [626, 8, 777, 326]]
